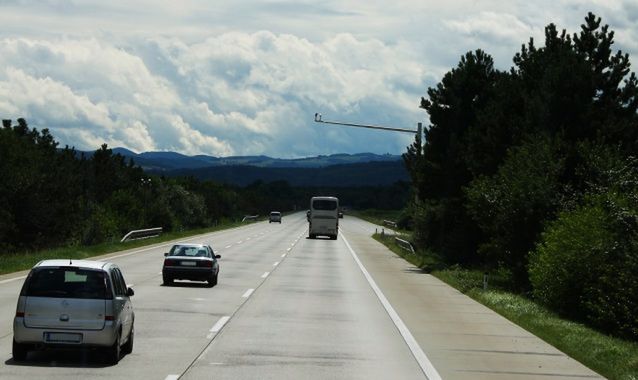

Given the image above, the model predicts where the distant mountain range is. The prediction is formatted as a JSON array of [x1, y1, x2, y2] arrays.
[[110, 148, 403, 170], [91, 148, 409, 187]]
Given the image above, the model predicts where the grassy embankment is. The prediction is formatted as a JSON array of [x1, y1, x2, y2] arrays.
[[0, 220, 246, 276], [354, 209, 638, 380]]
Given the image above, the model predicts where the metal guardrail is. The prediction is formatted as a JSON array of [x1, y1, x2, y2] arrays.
[[241, 215, 259, 222], [383, 219, 398, 228], [120, 227, 163, 242], [395, 237, 415, 254]]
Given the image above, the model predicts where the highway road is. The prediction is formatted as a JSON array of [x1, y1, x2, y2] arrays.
[[0, 213, 602, 379]]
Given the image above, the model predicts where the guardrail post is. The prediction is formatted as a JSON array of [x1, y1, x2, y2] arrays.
[[394, 237, 416, 254]]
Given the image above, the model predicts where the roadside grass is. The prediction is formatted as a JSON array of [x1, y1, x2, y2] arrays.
[[349, 209, 408, 232], [0, 220, 246, 276], [372, 233, 442, 270], [374, 232, 638, 380]]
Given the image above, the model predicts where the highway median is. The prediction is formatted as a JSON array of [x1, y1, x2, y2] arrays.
[[0, 221, 245, 277]]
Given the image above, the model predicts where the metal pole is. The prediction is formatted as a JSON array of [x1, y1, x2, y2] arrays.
[[314, 113, 420, 135]]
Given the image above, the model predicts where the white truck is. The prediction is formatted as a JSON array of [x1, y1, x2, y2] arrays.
[[308, 196, 339, 240]]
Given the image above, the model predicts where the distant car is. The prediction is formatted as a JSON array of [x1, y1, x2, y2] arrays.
[[13, 259, 135, 364], [338, 210, 344, 218], [162, 243, 220, 286], [269, 211, 282, 223]]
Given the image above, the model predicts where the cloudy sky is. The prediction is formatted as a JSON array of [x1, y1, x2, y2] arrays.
[[0, 1, 636, 157]]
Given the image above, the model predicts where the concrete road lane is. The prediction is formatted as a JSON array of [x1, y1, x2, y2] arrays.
[[0, 214, 310, 379], [180, 222, 427, 380]]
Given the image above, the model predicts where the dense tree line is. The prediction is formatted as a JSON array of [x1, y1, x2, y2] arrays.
[[404, 13, 638, 339], [0, 119, 407, 253], [0, 118, 237, 251]]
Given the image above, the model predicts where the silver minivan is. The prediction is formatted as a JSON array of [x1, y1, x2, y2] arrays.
[[269, 211, 282, 223], [13, 259, 135, 364]]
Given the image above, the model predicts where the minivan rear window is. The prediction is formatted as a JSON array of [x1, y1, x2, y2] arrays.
[[24, 267, 111, 299], [312, 200, 338, 211]]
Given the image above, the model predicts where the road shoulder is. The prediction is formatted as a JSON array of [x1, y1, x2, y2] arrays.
[[342, 222, 602, 380]]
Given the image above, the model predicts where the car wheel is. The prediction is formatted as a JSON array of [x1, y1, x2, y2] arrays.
[[106, 332, 121, 365], [12, 339, 28, 361], [163, 275, 173, 286], [122, 323, 134, 355], [208, 273, 218, 287]]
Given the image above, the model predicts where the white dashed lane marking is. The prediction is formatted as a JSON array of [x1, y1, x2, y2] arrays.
[[209, 316, 230, 333]]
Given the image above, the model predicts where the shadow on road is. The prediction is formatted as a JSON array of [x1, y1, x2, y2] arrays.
[[4, 348, 125, 368], [162, 280, 214, 288]]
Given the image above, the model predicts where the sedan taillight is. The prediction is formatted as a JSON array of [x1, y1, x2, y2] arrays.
[[199, 261, 213, 268], [164, 259, 177, 266], [15, 311, 24, 318]]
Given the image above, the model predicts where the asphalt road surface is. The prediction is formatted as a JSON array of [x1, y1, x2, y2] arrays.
[[0, 213, 602, 379]]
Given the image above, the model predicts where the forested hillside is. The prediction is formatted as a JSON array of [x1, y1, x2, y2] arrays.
[[159, 161, 408, 187], [0, 118, 408, 253], [403, 13, 638, 340]]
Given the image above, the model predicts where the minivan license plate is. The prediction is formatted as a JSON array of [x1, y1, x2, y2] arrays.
[[44, 332, 82, 343]]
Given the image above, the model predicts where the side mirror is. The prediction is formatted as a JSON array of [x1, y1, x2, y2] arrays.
[[215, 254, 221, 259], [126, 287, 135, 297], [164, 252, 169, 257]]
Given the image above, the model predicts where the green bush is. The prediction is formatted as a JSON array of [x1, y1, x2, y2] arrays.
[[413, 198, 481, 264], [529, 193, 638, 339], [465, 136, 564, 287]]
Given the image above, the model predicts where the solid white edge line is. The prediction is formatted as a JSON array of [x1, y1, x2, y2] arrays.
[[165, 375, 179, 380], [341, 233, 442, 380], [0, 275, 27, 285], [242, 288, 255, 298], [209, 316, 230, 333], [261, 272, 270, 278]]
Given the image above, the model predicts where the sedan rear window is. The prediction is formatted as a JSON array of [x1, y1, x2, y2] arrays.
[[169, 245, 210, 257], [24, 268, 111, 299]]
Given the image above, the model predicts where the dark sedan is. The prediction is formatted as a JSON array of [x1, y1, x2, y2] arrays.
[[162, 243, 221, 286]]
